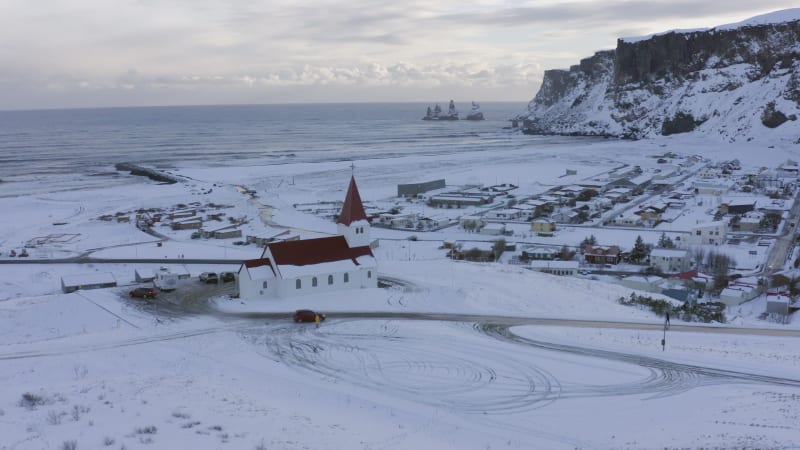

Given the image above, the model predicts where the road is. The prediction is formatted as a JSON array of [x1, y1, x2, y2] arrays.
[[763, 189, 800, 275], [4, 309, 800, 364]]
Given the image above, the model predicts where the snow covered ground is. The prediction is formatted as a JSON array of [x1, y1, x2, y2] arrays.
[[2, 135, 800, 449]]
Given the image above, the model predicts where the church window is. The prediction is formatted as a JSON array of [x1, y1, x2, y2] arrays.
[[296, 279, 302, 289], [367, 270, 372, 278], [312, 277, 318, 287], [262, 281, 268, 289], [344, 273, 349, 283], [328, 275, 334, 285]]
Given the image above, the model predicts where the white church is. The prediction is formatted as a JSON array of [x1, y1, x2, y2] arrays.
[[237, 176, 378, 299]]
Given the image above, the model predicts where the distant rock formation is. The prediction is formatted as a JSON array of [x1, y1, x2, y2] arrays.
[[519, 9, 800, 142], [423, 100, 459, 120], [466, 102, 485, 120]]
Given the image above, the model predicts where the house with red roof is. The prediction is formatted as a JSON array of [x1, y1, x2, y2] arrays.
[[238, 176, 377, 298]]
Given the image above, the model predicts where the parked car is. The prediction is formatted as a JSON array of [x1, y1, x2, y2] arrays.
[[292, 309, 326, 323], [129, 287, 157, 299], [220, 272, 236, 282], [199, 272, 218, 284]]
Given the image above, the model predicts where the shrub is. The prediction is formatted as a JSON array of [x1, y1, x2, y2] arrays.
[[102, 437, 115, 446], [172, 411, 191, 419], [61, 440, 77, 450], [135, 425, 157, 434], [19, 392, 46, 409], [47, 410, 63, 425]]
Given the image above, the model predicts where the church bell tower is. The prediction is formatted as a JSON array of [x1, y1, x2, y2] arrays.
[[337, 176, 371, 248]]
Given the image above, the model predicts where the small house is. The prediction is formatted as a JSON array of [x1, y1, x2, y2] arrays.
[[485, 208, 522, 221], [529, 260, 579, 276], [521, 246, 559, 260], [719, 281, 760, 307], [765, 292, 790, 316], [61, 272, 117, 293], [649, 248, 690, 274], [621, 275, 665, 293], [480, 223, 508, 236], [685, 221, 727, 246], [531, 219, 556, 236], [135, 268, 157, 282], [584, 245, 621, 265], [171, 217, 203, 230], [214, 228, 243, 239]]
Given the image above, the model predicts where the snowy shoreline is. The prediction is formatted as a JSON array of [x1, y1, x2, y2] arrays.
[[2, 135, 800, 449]]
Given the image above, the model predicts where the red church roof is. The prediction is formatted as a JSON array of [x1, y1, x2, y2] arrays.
[[337, 176, 368, 225], [261, 235, 373, 267], [239, 258, 275, 275]]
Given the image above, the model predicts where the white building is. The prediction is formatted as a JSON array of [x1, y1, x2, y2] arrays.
[[61, 272, 117, 293], [529, 260, 579, 276], [480, 223, 507, 236], [238, 176, 378, 299], [649, 248, 690, 274], [685, 221, 727, 246], [485, 208, 522, 221], [719, 283, 759, 307], [621, 275, 665, 293]]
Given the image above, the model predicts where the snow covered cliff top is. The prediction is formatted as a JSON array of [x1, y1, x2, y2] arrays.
[[621, 8, 800, 43]]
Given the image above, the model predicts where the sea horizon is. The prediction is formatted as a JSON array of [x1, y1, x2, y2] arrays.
[[0, 100, 528, 114], [0, 102, 533, 181]]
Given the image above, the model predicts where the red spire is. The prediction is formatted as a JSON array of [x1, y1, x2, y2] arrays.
[[337, 176, 368, 225]]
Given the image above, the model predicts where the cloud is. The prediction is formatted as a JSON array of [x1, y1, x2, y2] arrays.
[[0, 0, 796, 108]]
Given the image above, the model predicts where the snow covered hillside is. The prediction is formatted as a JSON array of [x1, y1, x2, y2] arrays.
[[521, 8, 800, 143]]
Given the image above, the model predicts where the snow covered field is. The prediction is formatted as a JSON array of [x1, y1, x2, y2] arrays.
[[2, 135, 800, 449]]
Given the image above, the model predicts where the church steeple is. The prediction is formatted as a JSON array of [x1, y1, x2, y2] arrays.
[[337, 176, 370, 248], [337, 176, 368, 226]]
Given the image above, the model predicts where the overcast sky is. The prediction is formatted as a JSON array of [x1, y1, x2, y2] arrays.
[[0, 0, 796, 110]]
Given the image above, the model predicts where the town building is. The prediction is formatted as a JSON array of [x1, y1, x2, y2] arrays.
[[531, 219, 556, 236], [61, 272, 117, 293], [521, 246, 559, 260], [528, 260, 579, 276], [583, 245, 621, 265], [685, 221, 727, 246], [397, 179, 446, 197], [649, 248, 690, 274]]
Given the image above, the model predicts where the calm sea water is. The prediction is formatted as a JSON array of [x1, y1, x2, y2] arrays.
[[0, 102, 530, 179]]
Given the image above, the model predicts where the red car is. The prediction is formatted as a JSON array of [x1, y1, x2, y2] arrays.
[[130, 287, 157, 299], [292, 309, 326, 323]]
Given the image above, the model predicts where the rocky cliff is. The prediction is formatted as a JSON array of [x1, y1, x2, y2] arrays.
[[521, 9, 800, 142]]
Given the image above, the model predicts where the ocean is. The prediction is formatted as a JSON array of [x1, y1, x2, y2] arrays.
[[0, 102, 531, 180]]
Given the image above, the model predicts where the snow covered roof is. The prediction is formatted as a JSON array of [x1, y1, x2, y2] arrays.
[[135, 268, 156, 279], [456, 241, 495, 252], [693, 220, 727, 228], [482, 223, 506, 231], [623, 275, 664, 285], [61, 272, 117, 287], [650, 248, 689, 258], [529, 260, 579, 269]]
